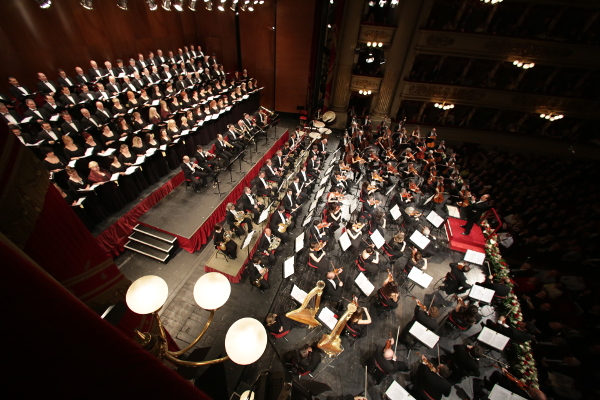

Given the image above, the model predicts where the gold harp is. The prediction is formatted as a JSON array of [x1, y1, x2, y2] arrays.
[[317, 302, 357, 357], [286, 281, 325, 328]]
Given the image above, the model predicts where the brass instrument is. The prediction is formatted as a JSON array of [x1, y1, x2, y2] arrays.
[[234, 211, 253, 226], [278, 217, 292, 233], [218, 231, 233, 251], [317, 302, 357, 356], [260, 106, 275, 116], [286, 281, 325, 328], [268, 236, 281, 251], [224, 140, 235, 148]]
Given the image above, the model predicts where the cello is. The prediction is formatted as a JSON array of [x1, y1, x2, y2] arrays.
[[433, 177, 445, 204]]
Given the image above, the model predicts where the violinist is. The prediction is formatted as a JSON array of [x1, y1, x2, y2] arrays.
[[367, 337, 409, 384], [376, 274, 399, 310], [396, 187, 414, 206], [479, 369, 546, 400], [325, 203, 343, 232], [308, 241, 328, 273], [310, 219, 329, 245], [323, 268, 344, 307], [382, 232, 407, 263], [401, 206, 422, 231], [411, 355, 452, 400], [404, 248, 427, 274], [357, 246, 380, 276], [368, 210, 387, 237], [360, 195, 380, 220], [332, 172, 349, 192], [347, 220, 365, 252], [440, 262, 471, 295], [447, 344, 483, 383], [326, 186, 345, 205], [351, 152, 365, 182]]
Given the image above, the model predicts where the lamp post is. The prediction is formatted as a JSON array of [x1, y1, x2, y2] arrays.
[[126, 273, 267, 366]]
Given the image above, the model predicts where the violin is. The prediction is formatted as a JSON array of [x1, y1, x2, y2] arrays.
[[340, 164, 351, 171], [417, 352, 438, 373], [500, 367, 530, 393], [384, 332, 393, 352], [400, 191, 413, 200], [317, 221, 332, 229], [387, 165, 399, 175], [412, 296, 427, 312], [336, 175, 348, 181], [387, 269, 395, 283], [353, 155, 366, 164], [314, 241, 326, 251], [372, 173, 384, 182], [408, 165, 419, 175], [368, 199, 381, 206], [366, 184, 378, 193], [385, 149, 397, 161], [352, 222, 365, 231], [409, 182, 422, 194]]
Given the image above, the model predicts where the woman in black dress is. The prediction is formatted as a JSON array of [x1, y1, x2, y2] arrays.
[[265, 313, 295, 337], [118, 144, 137, 167], [62, 135, 85, 161], [214, 223, 238, 259], [131, 111, 147, 132], [116, 117, 133, 139], [159, 128, 178, 170], [99, 125, 119, 148], [169, 96, 182, 113], [345, 306, 372, 339], [125, 90, 140, 110], [112, 98, 127, 117], [151, 85, 163, 101], [130, 136, 148, 156], [138, 88, 151, 107], [83, 133, 103, 155], [42, 148, 67, 172], [180, 92, 192, 109]]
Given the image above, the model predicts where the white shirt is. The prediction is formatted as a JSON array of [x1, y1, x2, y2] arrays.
[[328, 279, 337, 289], [42, 81, 57, 93], [3, 112, 18, 125], [260, 178, 268, 188], [247, 193, 255, 205], [45, 130, 58, 140]]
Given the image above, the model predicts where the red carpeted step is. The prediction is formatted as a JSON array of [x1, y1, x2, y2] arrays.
[[444, 217, 486, 253]]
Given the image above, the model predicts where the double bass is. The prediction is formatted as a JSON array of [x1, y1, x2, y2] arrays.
[[433, 177, 445, 204]]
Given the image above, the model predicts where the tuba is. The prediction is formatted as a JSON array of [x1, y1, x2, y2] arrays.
[[286, 281, 325, 328], [317, 302, 357, 357]]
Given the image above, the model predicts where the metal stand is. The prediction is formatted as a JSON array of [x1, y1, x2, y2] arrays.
[[213, 172, 225, 197]]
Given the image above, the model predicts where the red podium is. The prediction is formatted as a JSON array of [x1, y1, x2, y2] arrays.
[[444, 217, 486, 253]]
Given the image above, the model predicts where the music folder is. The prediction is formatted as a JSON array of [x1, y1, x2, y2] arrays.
[[409, 230, 430, 250], [477, 326, 510, 351], [291, 285, 308, 303], [489, 384, 527, 400], [408, 321, 439, 348], [317, 307, 338, 331], [426, 210, 445, 228], [390, 204, 401, 221], [283, 256, 295, 279], [339, 231, 352, 251], [355, 272, 374, 296], [407, 268, 433, 289], [464, 249, 486, 265], [468, 284, 495, 304], [295, 233, 304, 253], [385, 380, 415, 400]]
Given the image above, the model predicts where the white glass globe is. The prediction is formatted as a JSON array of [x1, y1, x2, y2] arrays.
[[225, 318, 267, 365], [126, 275, 169, 315], [193, 272, 231, 310]]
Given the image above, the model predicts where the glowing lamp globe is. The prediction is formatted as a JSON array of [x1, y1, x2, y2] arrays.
[[126, 275, 169, 315], [225, 318, 267, 365], [240, 391, 255, 400], [193, 272, 231, 310]]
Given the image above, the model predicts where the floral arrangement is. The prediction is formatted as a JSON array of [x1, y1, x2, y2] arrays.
[[481, 220, 539, 389]]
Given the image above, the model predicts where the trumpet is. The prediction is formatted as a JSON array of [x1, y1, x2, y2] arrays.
[[260, 106, 275, 116]]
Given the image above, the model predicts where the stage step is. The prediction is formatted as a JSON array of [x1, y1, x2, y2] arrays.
[[133, 224, 177, 244], [124, 240, 171, 263], [129, 231, 174, 253]]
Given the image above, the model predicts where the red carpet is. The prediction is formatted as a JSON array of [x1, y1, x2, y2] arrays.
[[444, 217, 486, 253]]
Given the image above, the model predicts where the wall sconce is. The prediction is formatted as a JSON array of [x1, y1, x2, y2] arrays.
[[126, 273, 267, 367], [513, 60, 535, 69], [359, 89, 372, 95], [539, 113, 564, 121], [434, 102, 454, 110]]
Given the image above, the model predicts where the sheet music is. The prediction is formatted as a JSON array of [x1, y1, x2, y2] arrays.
[[26, 140, 45, 147], [355, 272, 375, 296], [291, 285, 307, 303], [241, 230, 255, 249], [283, 256, 295, 279], [125, 166, 138, 175], [469, 284, 495, 303], [146, 148, 157, 156], [319, 176, 328, 187], [110, 173, 120, 182], [370, 229, 386, 249], [68, 160, 76, 168], [464, 249, 486, 265], [20, 116, 33, 123], [295, 233, 304, 253], [315, 187, 325, 200], [318, 307, 338, 330], [159, 144, 167, 151], [84, 147, 94, 157], [446, 205, 461, 218], [99, 148, 116, 156], [258, 208, 269, 224], [339, 231, 352, 251], [385, 380, 415, 400], [407, 268, 433, 289], [308, 199, 318, 213], [477, 327, 510, 350], [390, 204, 401, 221], [73, 197, 86, 206], [409, 230, 431, 250], [303, 211, 314, 227], [134, 155, 146, 165], [489, 384, 527, 400], [426, 210, 445, 228], [408, 321, 439, 348], [49, 114, 60, 122]]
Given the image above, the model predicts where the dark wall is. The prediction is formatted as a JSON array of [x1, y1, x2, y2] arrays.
[[0, 0, 317, 113]]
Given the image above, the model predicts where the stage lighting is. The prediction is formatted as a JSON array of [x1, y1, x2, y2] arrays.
[[146, 0, 158, 10], [162, 0, 171, 10], [117, 0, 128, 10], [205, 0, 213, 10], [217, 0, 226, 11], [172, 0, 183, 11], [34, 0, 52, 9], [230, 0, 238, 11], [80, 0, 94, 10], [189, 0, 197, 10]]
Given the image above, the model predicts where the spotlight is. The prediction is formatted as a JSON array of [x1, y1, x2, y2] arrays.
[[218, 0, 226, 11], [34, 0, 52, 9], [248, 4, 254, 11], [117, 0, 128, 10], [80, 0, 94, 10], [162, 0, 171, 10], [230, 0, 238, 11], [189, 0, 197, 10], [327, 24, 332, 28], [378, 42, 383, 47], [172, 0, 183, 10], [205, 0, 213, 10], [146, 0, 158, 10]]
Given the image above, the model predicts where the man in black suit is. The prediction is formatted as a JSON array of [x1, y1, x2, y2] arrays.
[[194, 145, 217, 172], [126, 58, 141, 77], [42, 94, 64, 115], [136, 53, 149, 71], [200, 67, 212, 83], [7, 77, 33, 102], [131, 73, 147, 91], [74, 67, 92, 85], [80, 108, 102, 134], [23, 99, 50, 124], [215, 134, 233, 166], [37, 121, 61, 145], [94, 83, 112, 102], [282, 188, 300, 214], [248, 256, 270, 292], [57, 69, 77, 89], [297, 165, 315, 194], [88, 60, 106, 81], [225, 124, 246, 152], [59, 86, 81, 110], [181, 155, 208, 192], [0, 103, 20, 126], [240, 186, 264, 223], [11, 126, 35, 145], [94, 101, 112, 124], [411, 360, 452, 400], [271, 150, 286, 173], [105, 76, 122, 96], [121, 76, 138, 94], [263, 159, 282, 185], [61, 113, 84, 138], [257, 228, 278, 266], [226, 202, 252, 237], [461, 194, 490, 235], [161, 65, 175, 82], [154, 49, 167, 66], [399, 305, 440, 347], [36, 72, 59, 96], [306, 154, 321, 178], [367, 338, 409, 384], [253, 171, 275, 199], [441, 262, 471, 295], [270, 206, 293, 241], [113, 59, 127, 77], [290, 176, 309, 203], [447, 344, 482, 383]]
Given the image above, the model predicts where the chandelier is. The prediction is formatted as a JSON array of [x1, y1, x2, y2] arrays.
[[434, 102, 454, 110], [126, 273, 267, 366], [513, 60, 535, 69], [359, 88, 372, 95], [539, 113, 564, 122], [480, 0, 503, 4]]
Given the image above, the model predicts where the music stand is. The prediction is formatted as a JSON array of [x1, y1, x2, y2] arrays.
[[409, 230, 430, 250], [213, 171, 225, 197], [241, 230, 255, 259], [408, 321, 439, 348], [477, 327, 510, 351], [283, 256, 295, 279], [295, 233, 305, 253], [270, 118, 281, 141], [390, 204, 402, 221], [355, 272, 375, 296], [258, 208, 270, 226], [302, 210, 314, 227], [426, 210, 445, 229]]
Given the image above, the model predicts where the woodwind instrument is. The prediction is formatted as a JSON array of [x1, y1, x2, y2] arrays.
[[286, 281, 326, 328], [317, 302, 357, 356]]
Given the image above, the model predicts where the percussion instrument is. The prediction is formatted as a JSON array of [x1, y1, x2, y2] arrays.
[[322, 110, 336, 123], [309, 132, 322, 140], [313, 120, 325, 128]]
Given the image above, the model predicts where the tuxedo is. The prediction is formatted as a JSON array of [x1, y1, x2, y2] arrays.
[[61, 120, 84, 136], [58, 75, 77, 88], [37, 80, 59, 95], [14, 131, 35, 145], [113, 67, 127, 77], [60, 93, 81, 107], [181, 161, 208, 189], [296, 170, 314, 193], [81, 115, 102, 133], [269, 211, 292, 240], [95, 108, 112, 124], [122, 81, 138, 93], [75, 73, 92, 85], [136, 60, 148, 70], [282, 194, 299, 214], [88, 67, 106, 80], [9, 85, 33, 101], [214, 139, 233, 165], [24, 107, 50, 122], [126, 65, 141, 76], [37, 129, 61, 143], [106, 82, 122, 96], [133, 78, 147, 90], [43, 101, 64, 115], [78, 91, 97, 103], [0, 110, 21, 125]]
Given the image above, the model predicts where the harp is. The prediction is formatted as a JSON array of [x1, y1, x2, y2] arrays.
[[286, 281, 325, 328], [317, 302, 357, 357]]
